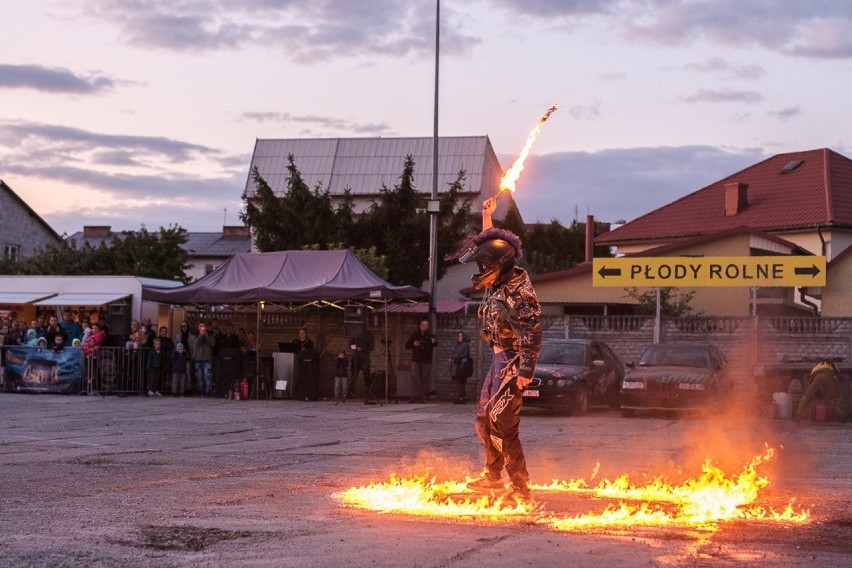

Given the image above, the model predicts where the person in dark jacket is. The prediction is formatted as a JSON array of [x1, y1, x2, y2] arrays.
[[194, 322, 215, 395], [171, 343, 189, 396], [405, 319, 437, 403], [450, 331, 473, 404], [145, 338, 164, 396], [333, 351, 348, 402], [459, 196, 542, 504]]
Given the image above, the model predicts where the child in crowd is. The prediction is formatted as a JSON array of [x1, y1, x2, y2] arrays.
[[171, 343, 189, 396], [145, 337, 163, 396], [334, 351, 348, 402]]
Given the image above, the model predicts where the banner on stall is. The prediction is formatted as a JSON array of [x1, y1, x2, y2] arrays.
[[2, 346, 83, 393]]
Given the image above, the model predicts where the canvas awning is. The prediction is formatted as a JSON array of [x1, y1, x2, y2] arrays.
[[0, 292, 55, 305], [33, 293, 130, 306], [142, 250, 428, 305]]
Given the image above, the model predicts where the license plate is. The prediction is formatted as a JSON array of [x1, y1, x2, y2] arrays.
[[522, 389, 539, 397]]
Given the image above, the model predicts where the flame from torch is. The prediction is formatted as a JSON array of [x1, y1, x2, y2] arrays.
[[499, 104, 560, 193]]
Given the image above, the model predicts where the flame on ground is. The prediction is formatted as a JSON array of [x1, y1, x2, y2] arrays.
[[498, 104, 559, 193], [336, 446, 809, 532], [337, 475, 534, 518]]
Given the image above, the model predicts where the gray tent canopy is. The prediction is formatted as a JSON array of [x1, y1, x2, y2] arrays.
[[142, 250, 428, 305]]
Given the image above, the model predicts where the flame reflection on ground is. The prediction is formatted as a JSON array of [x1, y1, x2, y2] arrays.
[[336, 447, 809, 533]]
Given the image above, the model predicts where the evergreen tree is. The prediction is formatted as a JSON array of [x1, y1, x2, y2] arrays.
[[240, 166, 289, 251], [357, 156, 428, 286], [240, 156, 338, 251]]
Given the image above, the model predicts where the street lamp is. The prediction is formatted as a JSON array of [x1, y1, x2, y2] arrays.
[[427, 0, 440, 325]]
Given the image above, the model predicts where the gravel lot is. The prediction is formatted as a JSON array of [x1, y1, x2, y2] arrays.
[[1, 393, 850, 567]]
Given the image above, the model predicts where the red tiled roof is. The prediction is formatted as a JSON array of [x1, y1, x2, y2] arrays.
[[533, 227, 808, 283], [597, 148, 852, 245]]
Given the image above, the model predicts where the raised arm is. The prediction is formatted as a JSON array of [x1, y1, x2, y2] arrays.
[[481, 196, 496, 231]]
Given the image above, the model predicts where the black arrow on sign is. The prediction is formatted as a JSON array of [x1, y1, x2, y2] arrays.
[[794, 265, 820, 277], [598, 266, 621, 278]]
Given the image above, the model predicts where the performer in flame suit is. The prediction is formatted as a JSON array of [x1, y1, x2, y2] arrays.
[[459, 196, 542, 502]]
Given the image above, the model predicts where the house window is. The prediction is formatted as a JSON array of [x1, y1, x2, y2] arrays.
[[204, 263, 215, 275], [3, 244, 19, 261]]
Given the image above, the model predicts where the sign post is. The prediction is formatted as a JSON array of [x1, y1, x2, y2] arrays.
[[592, 256, 826, 288]]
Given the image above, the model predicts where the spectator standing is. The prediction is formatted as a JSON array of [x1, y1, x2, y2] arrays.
[[245, 330, 257, 353], [141, 317, 157, 348], [30, 319, 44, 338], [174, 321, 194, 383], [237, 328, 249, 354], [158, 326, 174, 386], [80, 322, 91, 348], [127, 320, 145, 349], [51, 334, 66, 352], [334, 351, 348, 402], [6, 320, 23, 345], [292, 327, 314, 351], [59, 310, 82, 343], [222, 323, 242, 350], [25, 329, 39, 347], [193, 322, 215, 396], [348, 329, 374, 399], [145, 337, 164, 396], [450, 331, 473, 404], [405, 319, 437, 403], [171, 343, 189, 396], [209, 319, 225, 357], [43, 315, 68, 347]]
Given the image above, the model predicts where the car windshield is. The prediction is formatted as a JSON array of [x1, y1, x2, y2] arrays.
[[539, 343, 587, 366], [638, 346, 712, 368]]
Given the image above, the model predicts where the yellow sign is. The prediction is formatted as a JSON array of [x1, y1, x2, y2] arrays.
[[592, 256, 826, 287]]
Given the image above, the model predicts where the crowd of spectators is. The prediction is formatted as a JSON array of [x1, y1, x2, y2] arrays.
[[2, 312, 271, 398]]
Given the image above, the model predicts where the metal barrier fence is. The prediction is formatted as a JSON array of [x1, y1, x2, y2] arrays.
[[3, 346, 192, 396]]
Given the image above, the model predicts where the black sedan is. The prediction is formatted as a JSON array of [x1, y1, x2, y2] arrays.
[[522, 339, 624, 415], [619, 343, 730, 415]]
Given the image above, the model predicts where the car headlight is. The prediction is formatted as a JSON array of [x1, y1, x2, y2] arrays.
[[556, 379, 566, 387], [679, 383, 705, 391], [622, 381, 645, 390]]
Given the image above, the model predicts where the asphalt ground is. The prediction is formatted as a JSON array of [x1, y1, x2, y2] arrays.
[[1, 393, 851, 568]]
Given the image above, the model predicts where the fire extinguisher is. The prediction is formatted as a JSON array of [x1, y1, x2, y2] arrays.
[[240, 377, 249, 400]]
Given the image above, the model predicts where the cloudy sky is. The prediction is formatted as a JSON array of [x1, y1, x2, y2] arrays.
[[3, 0, 852, 235]]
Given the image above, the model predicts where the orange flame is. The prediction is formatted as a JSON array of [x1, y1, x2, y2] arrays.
[[499, 104, 559, 193], [336, 446, 809, 532]]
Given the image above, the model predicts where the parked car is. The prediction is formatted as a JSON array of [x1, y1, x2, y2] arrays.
[[619, 343, 730, 416], [522, 339, 625, 415]]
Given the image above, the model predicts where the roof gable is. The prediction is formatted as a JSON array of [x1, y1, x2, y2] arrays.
[[597, 148, 852, 245], [0, 179, 62, 242]]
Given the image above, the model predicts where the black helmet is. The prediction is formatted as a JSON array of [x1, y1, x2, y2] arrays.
[[460, 229, 522, 290]]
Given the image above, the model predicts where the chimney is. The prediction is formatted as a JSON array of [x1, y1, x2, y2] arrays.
[[83, 225, 112, 238], [223, 225, 250, 238], [585, 215, 594, 263], [725, 182, 748, 216]]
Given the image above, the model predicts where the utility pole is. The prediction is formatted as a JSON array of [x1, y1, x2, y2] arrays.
[[427, 0, 440, 328]]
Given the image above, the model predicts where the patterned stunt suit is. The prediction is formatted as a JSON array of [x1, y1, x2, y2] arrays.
[[474, 266, 542, 489]]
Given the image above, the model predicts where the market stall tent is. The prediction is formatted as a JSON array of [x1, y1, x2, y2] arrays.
[[141, 250, 428, 400], [142, 250, 427, 305]]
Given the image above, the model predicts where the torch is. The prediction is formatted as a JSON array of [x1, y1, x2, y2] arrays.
[[498, 104, 560, 195]]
